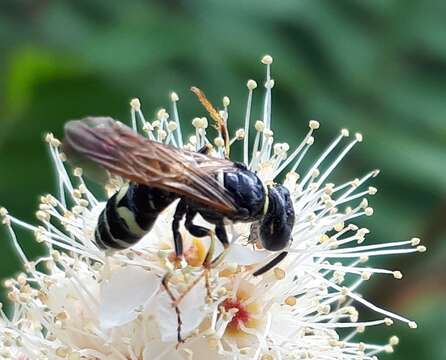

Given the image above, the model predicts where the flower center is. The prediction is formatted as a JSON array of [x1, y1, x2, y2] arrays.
[[223, 299, 250, 331]]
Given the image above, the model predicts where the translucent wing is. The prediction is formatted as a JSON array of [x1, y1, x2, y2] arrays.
[[63, 117, 238, 214]]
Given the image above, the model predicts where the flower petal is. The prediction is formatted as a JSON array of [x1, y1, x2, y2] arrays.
[[99, 266, 159, 329], [142, 340, 183, 360], [155, 275, 207, 342], [187, 337, 226, 360], [225, 243, 271, 265]]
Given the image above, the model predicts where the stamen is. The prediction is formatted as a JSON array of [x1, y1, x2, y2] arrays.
[[261, 55, 273, 161], [315, 133, 363, 188], [243, 80, 257, 165], [130, 98, 141, 131], [300, 130, 348, 190], [170, 92, 183, 148], [0, 58, 420, 360]]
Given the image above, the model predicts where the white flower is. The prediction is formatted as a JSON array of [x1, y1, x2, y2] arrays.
[[0, 55, 424, 360]]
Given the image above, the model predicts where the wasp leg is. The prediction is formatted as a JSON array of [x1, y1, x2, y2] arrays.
[[172, 199, 188, 261], [184, 210, 209, 237], [183, 210, 215, 300], [177, 214, 232, 304], [161, 272, 184, 345], [169, 222, 233, 346], [165, 200, 189, 345], [253, 251, 288, 276], [184, 213, 230, 267], [207, 222, 230, 268], [183, 209, 217, 268]]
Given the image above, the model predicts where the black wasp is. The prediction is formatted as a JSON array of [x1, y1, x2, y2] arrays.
[[62, 89, 295, 343], [63, 100, 295, 279]]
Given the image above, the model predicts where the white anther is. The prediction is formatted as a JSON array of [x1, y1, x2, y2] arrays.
[[261, 55, 273, 65], [192, 117, 204, 129], [360, 255, 369, 263], [157, 108, 169, 121], [286, 171, 299, 181], [341, 129, 349, 137], [152, 120, 161, 128], [263, 129, 274, 138], [351, 178, 361, 187], [167, 121, 177, 131], [255, 120, 265, 132], [130, 98, 141, 111], [355, 133, 363, 142], [324, 183, 334, 195], [356, 228, 369, 243], [235, 129, 245, 139], [72, 189, 82, 199], [357, 325, 365, 333], [319, 234, 329, 243], [361, 271, 371, 280], [49, 136, 61, 148], [170, 92, 179, 102], [201, 117, 208, 128], [143, 123, 154, 132], [325, 200, 335, 210], [389, 336, 399, 346], [158, 129, 167, 141], [36, 211, 50, 222], [247, 79, 257, 90], [189, 135, 197, 145], [72, 206, 84, 216], [214, 137, 225, 147], [309, 120, 320, 129], [360, 198, 368, 208], [223, 96, 230, 107], [317, 304, 330, 315], [73, 168, 83, 177], [274, 143, 286, 155]]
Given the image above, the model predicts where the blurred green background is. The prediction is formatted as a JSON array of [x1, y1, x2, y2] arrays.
[[0, 0, 445, 358]]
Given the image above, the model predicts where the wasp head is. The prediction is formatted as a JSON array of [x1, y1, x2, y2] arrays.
[[259, 184, 295, 251]]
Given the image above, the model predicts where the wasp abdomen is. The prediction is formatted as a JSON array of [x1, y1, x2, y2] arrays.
[[95, 183, 177, 250]]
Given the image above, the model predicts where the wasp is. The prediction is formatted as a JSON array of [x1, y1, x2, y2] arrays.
[[62, 88, 295, 342]]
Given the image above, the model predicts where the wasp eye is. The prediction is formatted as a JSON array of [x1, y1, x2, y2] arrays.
[[260, 185, 295, 251]]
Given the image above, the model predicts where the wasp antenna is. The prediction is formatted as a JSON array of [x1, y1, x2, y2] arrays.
[[191, 86, 230, 158]]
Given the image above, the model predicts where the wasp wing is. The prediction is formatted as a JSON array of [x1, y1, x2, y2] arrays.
[[63, 117, 238, 214]]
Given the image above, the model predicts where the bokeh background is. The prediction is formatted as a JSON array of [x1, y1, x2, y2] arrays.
[[0, 0, 445, 358]]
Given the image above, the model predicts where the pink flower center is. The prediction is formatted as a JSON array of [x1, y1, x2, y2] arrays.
[[223, 299, 250, 330]]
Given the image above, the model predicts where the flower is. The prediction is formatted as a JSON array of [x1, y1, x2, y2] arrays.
[[0, 55, 424, 360]]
